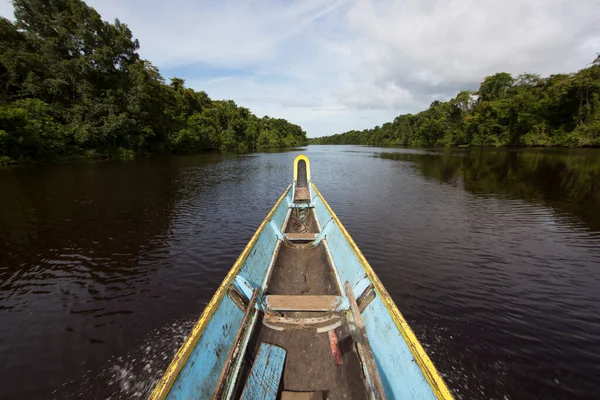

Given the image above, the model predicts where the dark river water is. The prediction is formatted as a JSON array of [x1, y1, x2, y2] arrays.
[[1, 145, 600, 399]]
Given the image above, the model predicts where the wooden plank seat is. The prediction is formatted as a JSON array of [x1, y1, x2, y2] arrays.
[[294, 187, 310, 202], [264, 295, 341, 312], [263, 313, 343, 333], [285, 232, 318, 241], [282, 391, 324, 400], [240, 343, 287, 400]]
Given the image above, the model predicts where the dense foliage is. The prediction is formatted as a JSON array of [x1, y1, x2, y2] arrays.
[[311, 61, 600, 147], [0, 0, 307, 164]]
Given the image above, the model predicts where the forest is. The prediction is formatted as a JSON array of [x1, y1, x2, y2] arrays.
[[311, 60, 600, 147], [0, 0, 307, 165]]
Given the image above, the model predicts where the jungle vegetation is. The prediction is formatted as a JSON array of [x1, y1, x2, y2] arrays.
[[311, 59, 600, 148], [0, 0, 307, 165]]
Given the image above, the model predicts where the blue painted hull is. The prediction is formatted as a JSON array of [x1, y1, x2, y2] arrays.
[[150, 156, 453, 400]]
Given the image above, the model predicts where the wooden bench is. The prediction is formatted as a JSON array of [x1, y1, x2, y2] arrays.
[[294, 187, 310, 202], [263, 313, 342, 333], [282, 391, 324, 400], [240, 343, 287, 400], [285, 232, 317, 241], [264, 295, 341, 312]]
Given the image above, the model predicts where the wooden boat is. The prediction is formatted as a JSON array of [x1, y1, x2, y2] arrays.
[[150, 155, 453, 400]]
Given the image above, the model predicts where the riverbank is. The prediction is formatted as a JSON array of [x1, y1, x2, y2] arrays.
[[0, 144, 308, 166], [311, 61, 600, 148], [307, 141, 600, 148], [0, 0, 307, 167]]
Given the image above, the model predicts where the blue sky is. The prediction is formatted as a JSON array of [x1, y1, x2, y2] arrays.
[[2, 0, 599, 137]]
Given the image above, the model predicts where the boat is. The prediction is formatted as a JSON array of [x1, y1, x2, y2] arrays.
[[149, 155, 453, 400]]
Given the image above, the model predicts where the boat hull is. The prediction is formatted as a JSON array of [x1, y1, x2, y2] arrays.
[[150, 160, 452, 399], [150, 186, 291, 399]]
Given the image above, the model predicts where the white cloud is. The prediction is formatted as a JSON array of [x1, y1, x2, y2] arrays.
[[0, 0, 14, 20], [83, 0, 350, 68], [1, 0, 599, 137], [340, 0, 600, 107]]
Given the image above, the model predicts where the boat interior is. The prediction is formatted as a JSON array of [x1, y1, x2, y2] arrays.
[[216, 157, 381, 399], [244, 215, 365, 399], [150, 155, 451, 400]]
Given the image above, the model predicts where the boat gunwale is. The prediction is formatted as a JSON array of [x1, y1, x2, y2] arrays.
[[148, 184, 292, 400], [311, 183, 454, 400], [149, 179, 453, 400]]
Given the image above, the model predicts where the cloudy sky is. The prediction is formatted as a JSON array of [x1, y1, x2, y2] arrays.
[[1, 0, 599, 137]]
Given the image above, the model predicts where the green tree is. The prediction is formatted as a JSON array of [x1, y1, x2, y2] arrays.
[[0, 0, 307, 164], [311, 60, 600, 149]]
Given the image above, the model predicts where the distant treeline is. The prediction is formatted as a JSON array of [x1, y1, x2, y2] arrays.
[[311, 61, 600, 147], [0, 0, 307, 165]]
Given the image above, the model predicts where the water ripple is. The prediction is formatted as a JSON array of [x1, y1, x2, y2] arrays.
[[1, 147, 600, 398]]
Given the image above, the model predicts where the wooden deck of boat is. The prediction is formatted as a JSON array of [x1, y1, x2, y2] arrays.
[[293, 187, 311, 203], [241, 208, 367, 399]]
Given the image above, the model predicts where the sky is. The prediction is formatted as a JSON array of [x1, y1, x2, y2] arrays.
[[1, 0, 599, 137]]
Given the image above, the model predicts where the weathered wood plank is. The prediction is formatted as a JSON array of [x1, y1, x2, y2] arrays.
[[294, 187, 310, 202], [357, 284, 376, 313], [285, 232, 317, 241], [227, 285, 249, 311], [262, 313, 342, 332], [263, 315, 343, 333], [281, 391, 324, 400], [264, 295, 341, 311], [240, 343, 287, 400], [345, 281, 386, 400], [212, 289, 260, 400], [264, 314, 341, 326]]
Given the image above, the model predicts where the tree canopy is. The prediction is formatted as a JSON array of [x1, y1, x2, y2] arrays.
[[0, 0, 307, 164], [311, 64, 600, 148]]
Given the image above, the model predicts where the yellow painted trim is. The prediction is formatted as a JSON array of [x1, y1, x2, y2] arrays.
[[148, 185, 291, 400], [293, 154, 311, 182], [312, 183, 454, 400]]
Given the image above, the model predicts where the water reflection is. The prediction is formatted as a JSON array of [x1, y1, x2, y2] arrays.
[[0, 151, 303, 398], [378, 148, 600, 230], [1, 146, 600, 399], [368, 147, 600, 399]]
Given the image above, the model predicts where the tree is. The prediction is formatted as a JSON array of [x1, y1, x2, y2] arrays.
[[311, 59, 600, 148], [0, 0, 307, 164], [478, 73, 514, 102]]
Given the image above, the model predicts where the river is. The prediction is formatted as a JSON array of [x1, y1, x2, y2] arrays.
[[1, 145, 599, 399]]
